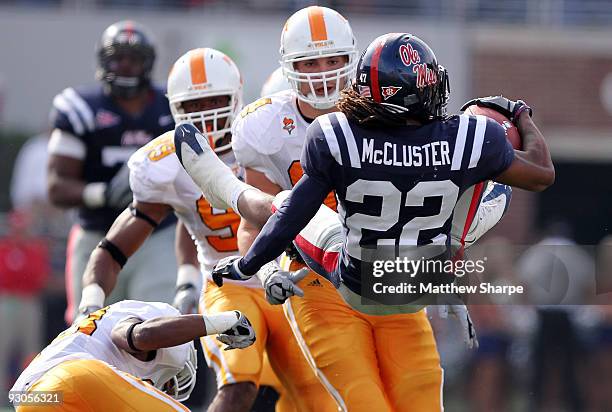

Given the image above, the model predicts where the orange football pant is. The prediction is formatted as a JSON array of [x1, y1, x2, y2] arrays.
[[284, 271, 443, 412], [16, 359, 189, 412], [200, 281, 337, 412]]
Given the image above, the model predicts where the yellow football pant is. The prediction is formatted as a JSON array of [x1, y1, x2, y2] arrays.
[[16, 359, 189, 412], [285, 271, 443, 412], [200, 281, 337, 412]]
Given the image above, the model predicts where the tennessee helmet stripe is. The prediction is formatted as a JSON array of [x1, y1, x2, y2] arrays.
[[189, 48, 208, 85], [307, 6, 328, 42]]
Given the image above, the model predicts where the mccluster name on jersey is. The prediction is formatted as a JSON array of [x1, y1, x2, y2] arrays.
[[361, 138, 451, 167]]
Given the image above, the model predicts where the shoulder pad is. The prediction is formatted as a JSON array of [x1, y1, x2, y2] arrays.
[[51, 86, 98, 136], [232, 94, 294, 157], [128, 132, 181, 202]]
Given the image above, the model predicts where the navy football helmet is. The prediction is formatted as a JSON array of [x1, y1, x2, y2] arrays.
[[96, 20, 156, 99], [355, 33, 450, 121]]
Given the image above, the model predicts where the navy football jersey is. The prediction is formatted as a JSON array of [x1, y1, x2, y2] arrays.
[[51, 84, 175, 231], [300, 111, 514, 293], [239, 110, 514, 295]]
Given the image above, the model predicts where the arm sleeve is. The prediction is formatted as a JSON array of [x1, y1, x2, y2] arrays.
[[239, 174, 332, 276], [464, 118, 515, 187], [300, 118, 338, 185]]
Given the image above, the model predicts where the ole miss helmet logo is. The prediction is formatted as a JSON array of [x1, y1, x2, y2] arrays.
[[381, 86, 402, 100]]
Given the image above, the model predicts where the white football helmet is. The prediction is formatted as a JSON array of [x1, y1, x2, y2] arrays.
[[167, 48, 243, 153], [153, 342, 197, 402], [260, 67, 291, 97], [280, 6, 358, 109]]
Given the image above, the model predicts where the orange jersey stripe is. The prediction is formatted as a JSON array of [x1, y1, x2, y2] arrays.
[[307, 7, 328, 42], [190, 48, 207, 85]]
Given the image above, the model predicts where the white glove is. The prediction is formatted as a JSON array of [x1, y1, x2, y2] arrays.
[[75, 284, 105, 324], [173, 285, 200, 315], [256, 262, 309, 305], [438, 296, 479, 349], [215, 311, 256, 350], [173, 264, 202, 314]]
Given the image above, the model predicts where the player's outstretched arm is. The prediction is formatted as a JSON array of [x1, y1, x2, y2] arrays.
[[79, 201, 172, 314], [495, 112, 555, 191], [111, 311, 255, 352]]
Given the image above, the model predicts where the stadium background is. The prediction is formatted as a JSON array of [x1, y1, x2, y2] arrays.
[[0, 1, 611, 411]]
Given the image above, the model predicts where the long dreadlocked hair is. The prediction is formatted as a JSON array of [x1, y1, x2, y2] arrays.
[[337, 87, 414, 127]]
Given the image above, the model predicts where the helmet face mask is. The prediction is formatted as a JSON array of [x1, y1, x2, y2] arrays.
[[284, 54, 355, 110], [160, 344, 197, 402], [280, 6, 357, 110], [140, 342, 197, 402], [96, 20, 156, 99], [174, 95, 235, 153], [167, 48, 243, 153]]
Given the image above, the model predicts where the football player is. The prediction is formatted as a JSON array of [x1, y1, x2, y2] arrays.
[[10, 300, 254, 411], [78, 48, 332, 412], [174, 33, 553, 411], [47, 21, 177, 323]]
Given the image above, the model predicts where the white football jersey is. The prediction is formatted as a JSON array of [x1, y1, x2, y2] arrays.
[[232, 89, 310, 190], [12, 301, 189, 392], [128, 131, 260, 287], [232, 89, 337, 209]]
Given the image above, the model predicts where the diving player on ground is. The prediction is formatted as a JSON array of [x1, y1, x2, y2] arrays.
[[10, 300, 254, 411]]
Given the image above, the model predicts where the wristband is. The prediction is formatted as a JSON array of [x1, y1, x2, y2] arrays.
[[203, 311, 239, 335], [78, 284, 105, 312], [126, 321, 145, 352], [231, 185, 251, 216], [83, 182, 107, 208], [512, 104, 532, 124]]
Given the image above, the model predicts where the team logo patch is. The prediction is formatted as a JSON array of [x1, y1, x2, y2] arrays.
[[121, 130, 152, 146], [158, 114, 173, 127], [96, 109, 120, 128], [399, 43, 421, 66], [307, 279, 323, 287], [282, 116, 296, 135], [381, 86, 402, 100], [413, 64, 438, 89]]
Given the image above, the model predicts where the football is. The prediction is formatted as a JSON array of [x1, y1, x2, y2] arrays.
[[463, 105, 522, 150]]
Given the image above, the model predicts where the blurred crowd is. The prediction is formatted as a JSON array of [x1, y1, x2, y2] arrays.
[[4, 0, 612, 27]]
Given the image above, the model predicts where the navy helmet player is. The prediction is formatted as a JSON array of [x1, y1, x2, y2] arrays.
[[47, 20, 177, 323], [196, 32, 554, 307]]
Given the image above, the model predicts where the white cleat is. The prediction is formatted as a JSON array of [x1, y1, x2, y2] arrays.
[[174, 123, 248, 210]]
